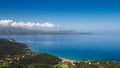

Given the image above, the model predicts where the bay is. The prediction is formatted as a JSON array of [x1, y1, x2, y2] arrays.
[[0, 33, 120, 61]]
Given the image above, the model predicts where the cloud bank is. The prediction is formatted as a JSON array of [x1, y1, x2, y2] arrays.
[[0, 20, 60, 29]]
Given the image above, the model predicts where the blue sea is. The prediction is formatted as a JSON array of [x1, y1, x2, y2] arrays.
[[0, 32, 120, 61]]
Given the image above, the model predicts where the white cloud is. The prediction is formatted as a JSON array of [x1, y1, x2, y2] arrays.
[[0, 19, 60, 29], [0, 20, 13, 26]]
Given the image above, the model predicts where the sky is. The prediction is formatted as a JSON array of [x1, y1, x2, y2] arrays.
[[0, 0, 120, 32]]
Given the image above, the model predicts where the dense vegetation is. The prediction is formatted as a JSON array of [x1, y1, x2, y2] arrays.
[[0, 38, 61, 68], [0, 38, 30, 59], [7, 52, 61, 68]]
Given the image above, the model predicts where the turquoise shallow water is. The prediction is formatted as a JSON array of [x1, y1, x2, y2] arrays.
[[0, 33, 120, 61]]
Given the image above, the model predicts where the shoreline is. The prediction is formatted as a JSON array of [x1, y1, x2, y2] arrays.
[[60, 57, 120, 63], [28, 47, 120, 63], [1, 38, 120, 68], [1, 38, 119, 63], [61, 58, 76, 62]]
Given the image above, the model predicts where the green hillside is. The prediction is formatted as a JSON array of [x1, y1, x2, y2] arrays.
[[0, 38, 61, 68]]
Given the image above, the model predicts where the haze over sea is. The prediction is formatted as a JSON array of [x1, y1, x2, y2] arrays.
[[0, 32, 120, 61]]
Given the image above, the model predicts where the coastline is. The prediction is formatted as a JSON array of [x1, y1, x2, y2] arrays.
[[1, 38, 120, 68], [61, 58, 76, 63]]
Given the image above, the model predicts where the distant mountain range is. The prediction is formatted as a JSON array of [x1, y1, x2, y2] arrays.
[[0, 26, 91, 35]]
